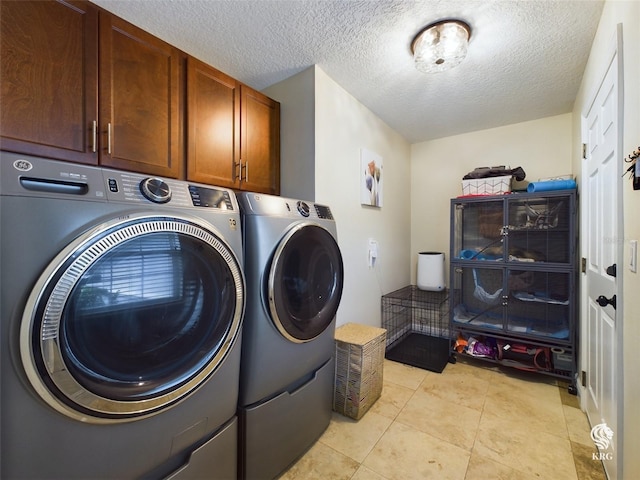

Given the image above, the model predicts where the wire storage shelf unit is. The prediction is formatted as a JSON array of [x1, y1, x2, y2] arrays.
[[382, 286, 450, 373], [449, 192, 578, 389]]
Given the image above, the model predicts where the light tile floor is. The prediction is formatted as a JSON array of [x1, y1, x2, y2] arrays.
[[279, 358, 607, 480]]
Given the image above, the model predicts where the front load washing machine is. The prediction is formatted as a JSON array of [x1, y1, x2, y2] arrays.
[[0, 151, 245, 479], [237, 192, 344, 480]]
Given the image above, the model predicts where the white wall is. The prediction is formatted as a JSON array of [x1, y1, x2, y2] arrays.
[[315, 67, 412, 327], [263, 68, 316, 201], [266, 66, 412, 328], [410, 114, 573, 283], [267, 9, 640, 472], [572, 1, 640, 477]]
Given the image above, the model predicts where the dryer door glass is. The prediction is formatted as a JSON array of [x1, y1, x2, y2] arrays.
[[268, 224, 344, 342], [23, 216, 244, 421]]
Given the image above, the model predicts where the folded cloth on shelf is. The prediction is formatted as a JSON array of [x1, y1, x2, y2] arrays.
[[463, 166, 526, 181], [512, 291, 569, 305]]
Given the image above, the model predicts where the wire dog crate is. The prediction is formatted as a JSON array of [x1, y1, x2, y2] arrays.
[[382, 286, 450, 373]]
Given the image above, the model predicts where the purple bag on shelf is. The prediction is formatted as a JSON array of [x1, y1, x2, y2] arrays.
[[468, 338, 495, 358]]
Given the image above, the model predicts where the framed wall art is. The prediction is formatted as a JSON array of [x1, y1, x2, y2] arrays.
[[361, 148, 383, 207]]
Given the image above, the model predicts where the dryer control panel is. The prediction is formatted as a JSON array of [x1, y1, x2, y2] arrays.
[[238, 192, 335, 222], [284, 200, 333, 220], [314, 204, 334, 220]]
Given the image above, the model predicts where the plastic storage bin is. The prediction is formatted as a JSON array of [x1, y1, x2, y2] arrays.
[[462, 175, 511, 196]]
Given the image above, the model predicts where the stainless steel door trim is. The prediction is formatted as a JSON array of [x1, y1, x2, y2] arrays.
[[20, 212, 245, 424], [266, 221, 343, 343]]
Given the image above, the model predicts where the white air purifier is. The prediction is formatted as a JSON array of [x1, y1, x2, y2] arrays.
[[417, 252, 445, 291]]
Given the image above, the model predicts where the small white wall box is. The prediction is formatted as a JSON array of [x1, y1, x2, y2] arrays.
[[333, 323, 386, 420]]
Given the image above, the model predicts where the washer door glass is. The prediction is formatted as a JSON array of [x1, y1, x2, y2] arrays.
[[22, 215, 244, 422], [267, 223, 344, 343]]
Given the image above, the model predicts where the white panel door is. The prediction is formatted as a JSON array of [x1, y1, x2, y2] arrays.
[[583, 28, 622, 480]]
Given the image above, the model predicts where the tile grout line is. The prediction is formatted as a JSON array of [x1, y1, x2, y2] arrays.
[[558, 385, 607, 480], [357, 368, 426, 478], [462, 371, 489, 480], [557, 383, 582, 480]]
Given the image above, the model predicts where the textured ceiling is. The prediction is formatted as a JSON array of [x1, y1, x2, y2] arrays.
[[91, 0, 604, 144]]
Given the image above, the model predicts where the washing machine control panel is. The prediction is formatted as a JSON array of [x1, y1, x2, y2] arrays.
[[139, 178, 172, 204], [188, 185, 234, 210], [1, 152, 237, 212], [105, 172, 190, 206], [104, 171, 234, 210]]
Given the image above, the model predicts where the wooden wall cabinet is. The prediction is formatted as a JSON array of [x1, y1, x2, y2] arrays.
[[1, 1, 182, 178], [239, 86, 280, 195], [0, 0, 98, 165], [2, 0, 279, 188], [187, 57, 280, 194], [186, 57, 240, 188], [99, 13, 182, 178]]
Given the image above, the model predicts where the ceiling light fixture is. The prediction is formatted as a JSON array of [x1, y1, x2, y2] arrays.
[[411, 19, 471, 74]]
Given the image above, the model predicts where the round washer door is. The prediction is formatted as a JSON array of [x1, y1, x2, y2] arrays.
[[267, 222, 344, 343], [20, 213, 244, 423]]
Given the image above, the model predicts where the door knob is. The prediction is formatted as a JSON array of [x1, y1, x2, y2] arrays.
[[596, 294, 616, 309], [606, 264, 617, 277]]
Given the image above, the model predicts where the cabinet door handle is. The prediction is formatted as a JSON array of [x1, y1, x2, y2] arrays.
[[107, 123, 112, 155], [91, 120, 97, 153], [234, 162, 242, 181], [245, 161, 249, 183]]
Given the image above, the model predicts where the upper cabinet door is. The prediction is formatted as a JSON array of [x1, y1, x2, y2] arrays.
[[186, 57, 240, 188], [99, 13, 182, 178], [240, 86, 280, 195], [0, 0, 99, 164]]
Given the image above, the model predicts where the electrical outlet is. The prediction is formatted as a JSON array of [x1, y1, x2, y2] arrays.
[[630, 240, 638, 273]]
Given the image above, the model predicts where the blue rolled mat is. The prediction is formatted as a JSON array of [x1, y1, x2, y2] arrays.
[[459, 250, 501, 260], [527, 179, 576, 192]]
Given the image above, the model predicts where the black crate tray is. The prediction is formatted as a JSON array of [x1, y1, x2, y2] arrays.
[[385, 333, 450, 373]]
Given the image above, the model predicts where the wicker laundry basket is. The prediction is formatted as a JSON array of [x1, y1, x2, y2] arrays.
[[333, 323, 386, 420]]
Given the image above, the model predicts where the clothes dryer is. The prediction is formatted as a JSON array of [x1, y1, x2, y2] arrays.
[[237, 192, 344, 480], [0, 152, 245, 479]]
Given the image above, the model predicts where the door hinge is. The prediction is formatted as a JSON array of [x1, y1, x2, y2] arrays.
[[581, 370, 586, 387], [581, 257, 587, 273], [582, 143, 587, 159]]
